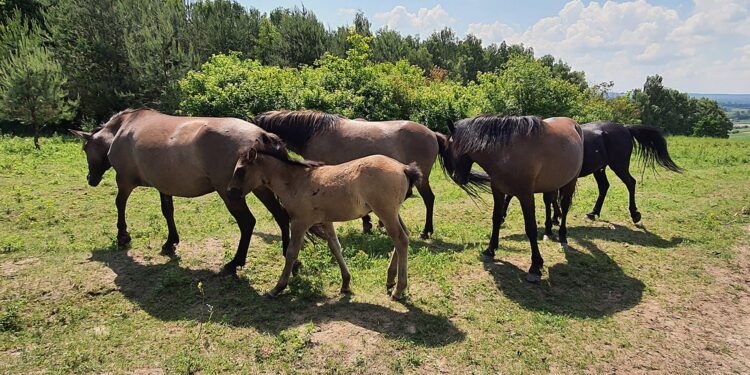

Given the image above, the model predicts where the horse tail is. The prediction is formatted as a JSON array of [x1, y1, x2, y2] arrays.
[[626, 125, 684, 173], [403, 163, 423, 200], [434, 131, 449, 175]]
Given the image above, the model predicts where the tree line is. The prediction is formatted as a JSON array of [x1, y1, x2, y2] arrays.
[[0, 0, 734, 149]]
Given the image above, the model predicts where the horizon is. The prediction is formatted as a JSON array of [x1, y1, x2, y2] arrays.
[[240, 0, 750, 95]]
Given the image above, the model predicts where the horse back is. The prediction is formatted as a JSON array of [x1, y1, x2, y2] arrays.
[[303, 119, 438, 174]]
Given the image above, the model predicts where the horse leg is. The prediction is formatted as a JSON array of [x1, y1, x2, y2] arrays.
[[501, 195, 512, 223], [518, 194, 543, 283], [542, 192, 555, 241], [611, 165, 641, 223], [381, 213, 409, 300], [362, 215, 373, 234], [322, 222, 351, 293], [552, 191, 562, 225], [220, 196, 256, 275], [587, 169, 609, 220], [252, 187, 290, 255], [159, 193, 179, 255], [115, 184, 133, 246], [268, 221, 307, 297], [481, 185, 506, 262], [417, 182, 435, 239], [558, 180, 577, 248]]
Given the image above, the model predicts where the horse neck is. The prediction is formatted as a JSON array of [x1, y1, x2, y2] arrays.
[[258, 157, 310, 200]]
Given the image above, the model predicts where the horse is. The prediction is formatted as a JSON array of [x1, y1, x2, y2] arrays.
[[69, 108, 291, 275], [226, 147, 421, 300], [253, 110, 447, 239], [501, 121, 683, 225], [440, 115, 584, 283]]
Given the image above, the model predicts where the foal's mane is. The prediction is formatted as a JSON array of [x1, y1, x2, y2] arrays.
[[257, 149, 323, 169], [253, 110, 342, 150], [451, 115, 544, 155]]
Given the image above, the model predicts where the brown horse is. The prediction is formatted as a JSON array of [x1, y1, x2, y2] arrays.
[[227, 148, 421, 300], [254, 110, 446, 239], [440, 115, 584, 282], [69, 108, 290, 274]]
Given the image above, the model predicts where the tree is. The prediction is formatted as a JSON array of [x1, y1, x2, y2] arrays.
[[270, 7, 327, 66], [632, 75, 693, 135], [0, 12, 76, 149], [186, 0, 260, 62], [691, 98, 733, 138]]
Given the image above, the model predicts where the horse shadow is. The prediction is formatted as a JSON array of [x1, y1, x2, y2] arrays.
[[89, 249, 464, 347], [335, 228, 467, 259], [483, 237, 645, 319], [503, 221, 683, 249]]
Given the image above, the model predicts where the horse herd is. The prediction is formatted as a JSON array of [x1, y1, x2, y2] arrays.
[[69, 108, 682, 300]]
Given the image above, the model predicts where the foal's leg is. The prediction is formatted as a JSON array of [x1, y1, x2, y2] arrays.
[[268, 221, 308, 297], [518, 194, 543, 283], [381, 213, 409, 300], [220, 195, 256, 275], [481, 185, 507, 262], [558, 180, 577, 248], [159, 193, 179, 256], [587, 169, 610, 220], [115, 183, 133, 246], [611, 165, 641, 223], [542, 192, 555, 241], [322, 222, 351, 293], [552, 191, 562, 225], [417, 181, 436, 239]]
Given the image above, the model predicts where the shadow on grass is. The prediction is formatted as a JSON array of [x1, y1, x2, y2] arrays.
[[89, 249, 464, 347], [503, 221, 683, 249], [484, 237, 645, 319], [335, 229, 466, 259]]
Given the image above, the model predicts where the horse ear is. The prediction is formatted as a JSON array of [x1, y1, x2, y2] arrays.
[[69, 129, 92, 141], [244, 148, 257, 163], [447, 122, 455, 134]]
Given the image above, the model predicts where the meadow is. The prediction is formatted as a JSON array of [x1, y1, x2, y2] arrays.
[[1, 135, 749, 374]]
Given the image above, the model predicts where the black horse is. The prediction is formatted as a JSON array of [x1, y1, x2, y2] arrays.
[[503, 121, 682, 227]]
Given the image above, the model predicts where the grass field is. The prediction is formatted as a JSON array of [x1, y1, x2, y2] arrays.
[[730, 126, 750, 141], [1, 135, 749, 374]]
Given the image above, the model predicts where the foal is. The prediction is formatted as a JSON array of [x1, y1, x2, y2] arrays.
[[227, 147, 421, 300]]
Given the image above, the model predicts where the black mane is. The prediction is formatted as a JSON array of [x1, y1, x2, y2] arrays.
[[451, 115, 544, 155], [257, 149, 323, 169], [253, 110, 341, 151]]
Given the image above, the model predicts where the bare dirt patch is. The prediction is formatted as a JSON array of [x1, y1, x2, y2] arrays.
[[606, 227, 750, 374]]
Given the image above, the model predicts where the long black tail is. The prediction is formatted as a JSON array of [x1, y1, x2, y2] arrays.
[[626, 125, 684, 173], [403, 163, 423, 200]]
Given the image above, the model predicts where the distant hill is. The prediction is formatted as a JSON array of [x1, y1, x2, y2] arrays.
[[609, 92, 750, 108]]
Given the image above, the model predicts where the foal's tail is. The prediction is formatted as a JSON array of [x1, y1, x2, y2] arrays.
[[403, 163, 423, 200], [626, 125, 684, 173]]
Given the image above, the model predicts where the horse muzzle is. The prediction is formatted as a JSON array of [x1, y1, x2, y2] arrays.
[[227, 188, 243, 201], [87, 174, 102, 187]]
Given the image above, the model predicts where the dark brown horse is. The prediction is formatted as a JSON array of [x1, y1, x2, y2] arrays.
[[69, 108, 290, 274], [254, 110, 447, 239], [502, 121, 682, 225], [440, 115, 584, 282]]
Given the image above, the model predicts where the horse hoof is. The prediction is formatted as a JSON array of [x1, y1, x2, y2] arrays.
[[552, 219, 560, 226], [632, 212, 642, 224], [480, 252, 495, 263], [526, 273, 542, 283], [390, 292, 403, 301], [419, 231, 431, 240], [219, 263, 240, 278], [386, 283, 395, 295], [560, 242, 569, 251], [292, 259, 303, 277], [341, 287, 352, 294], [542, 235, 551, 241], [160, 243, 178, 256], [117, 232, 132, 247], [585, 213, 598, 221]]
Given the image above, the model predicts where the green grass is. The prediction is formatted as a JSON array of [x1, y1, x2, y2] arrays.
[[729, 126, 750, 141], [1, 135, 749, 373]]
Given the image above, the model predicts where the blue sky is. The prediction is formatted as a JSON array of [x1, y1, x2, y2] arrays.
[[239, 1, 750, 93]]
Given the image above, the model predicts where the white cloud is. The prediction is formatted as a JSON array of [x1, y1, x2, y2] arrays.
[[464, 0, 750, 93], [374, 5, 456, 36]]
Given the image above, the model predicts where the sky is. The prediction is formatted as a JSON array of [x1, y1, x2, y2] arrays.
[[239, 0, 750, 94]]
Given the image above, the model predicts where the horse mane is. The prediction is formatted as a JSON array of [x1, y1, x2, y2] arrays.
[[99, 107, 155, 132], [253, 110, 342, 150], [451, 115, 544, 155], [257, 149, 324, 169]]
